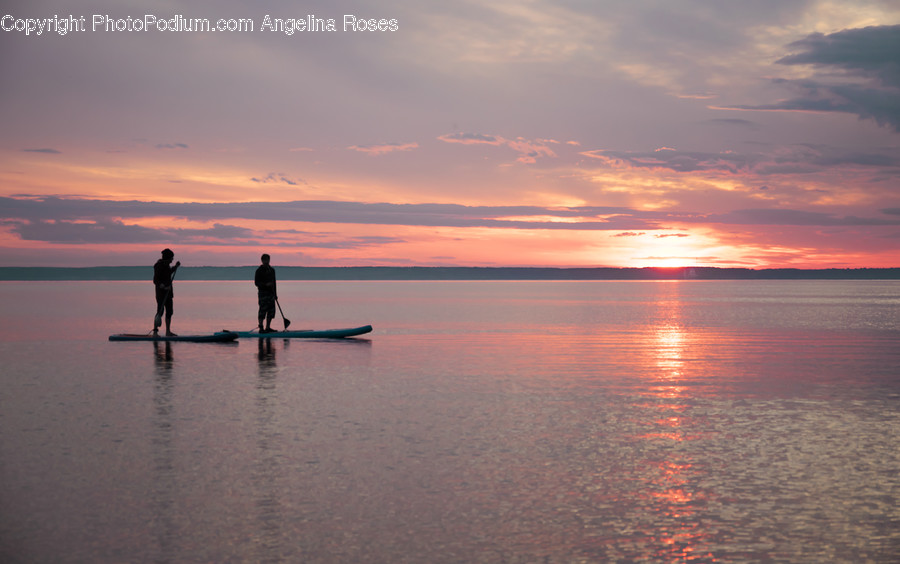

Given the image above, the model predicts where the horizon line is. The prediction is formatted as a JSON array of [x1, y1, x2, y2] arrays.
[[2, 265, 898, 282]]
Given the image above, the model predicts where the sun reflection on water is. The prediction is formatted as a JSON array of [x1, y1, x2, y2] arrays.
[[631, 286, 720, 561], [654, 324, 686, 376]]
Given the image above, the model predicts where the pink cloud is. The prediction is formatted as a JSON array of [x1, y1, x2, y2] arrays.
[[438, 132, 558, 164]]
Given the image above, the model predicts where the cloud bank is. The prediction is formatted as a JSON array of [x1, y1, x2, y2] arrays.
[[727, 25, 900, 130], [3, 196, 898, 246]]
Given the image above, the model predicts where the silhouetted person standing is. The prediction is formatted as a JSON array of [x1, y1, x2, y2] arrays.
[[153, 249, 180, 336], [255, 254, 277, 333]]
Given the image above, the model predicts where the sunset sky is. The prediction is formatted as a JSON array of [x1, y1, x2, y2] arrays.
[[2, 0, 898, 268]]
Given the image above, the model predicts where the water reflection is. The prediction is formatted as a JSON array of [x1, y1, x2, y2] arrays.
[[654, 325, 685, 376], [635, 284, 714, 561], [151, 342, 178, 562], [257, 338, 277, 372], [640, 323, 690, 442], [5, 281, 898, 562], [252, 338, 286, 562], [153, 341, 173, 370]]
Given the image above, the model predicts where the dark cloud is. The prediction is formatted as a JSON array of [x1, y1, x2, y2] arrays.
[[728, 25, 900, 130], [347, 142, 418, 155], [3, 197, 898, 241], [731, 78, 900, 131], [776, 25, 900, 84], [705, 118, 758, 128], [251, 173, 304, 186], [7, 216, 256, 244], [704, 208, 900, 226], [155, 143, 189, 149], [5, 212, 407, 248], [11, 219, 162, 244], [793, 145, 898, 167], [583, 144, 900, 175], [0, 196, 657, 232], [177, 223, 254, 240], [438, 133, 501, 144], [22, 148, 61, 154]]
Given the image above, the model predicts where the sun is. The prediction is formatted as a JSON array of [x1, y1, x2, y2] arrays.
[[622, 231, 701, 268], [615, 226, 756, 269], [640, 256, 697, 268]]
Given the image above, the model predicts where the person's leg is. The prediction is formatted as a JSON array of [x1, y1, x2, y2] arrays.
[[154, 291, 165, 333], [258, 295, 266, 331], [266, 306, 275, 331], [260, 294, 276, 331], [165, 297, 176, 335]]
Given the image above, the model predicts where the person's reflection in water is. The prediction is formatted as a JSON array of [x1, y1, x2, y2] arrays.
[[257, 338, 276, 372], [151, 341, 178, 562], [154, 341, 173, 370], [253, 338, 285, 560]]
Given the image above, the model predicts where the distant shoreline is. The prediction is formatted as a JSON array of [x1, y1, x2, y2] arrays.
[[1, 266, 898, 281]]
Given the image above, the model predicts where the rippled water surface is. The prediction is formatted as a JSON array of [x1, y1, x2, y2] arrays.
[[1, 280, 898, 562]]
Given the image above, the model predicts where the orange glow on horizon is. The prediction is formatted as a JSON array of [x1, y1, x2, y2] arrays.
[[2, 140, 898, 269]]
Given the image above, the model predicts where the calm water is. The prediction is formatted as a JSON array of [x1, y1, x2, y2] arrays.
[[1, 280, 898, 563]]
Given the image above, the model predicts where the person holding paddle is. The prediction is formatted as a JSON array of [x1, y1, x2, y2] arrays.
[[255, 253, 279, 333], [153, 248, 180, 336]]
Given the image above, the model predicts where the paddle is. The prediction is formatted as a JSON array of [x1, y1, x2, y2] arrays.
[[275, 297, 291, 330]]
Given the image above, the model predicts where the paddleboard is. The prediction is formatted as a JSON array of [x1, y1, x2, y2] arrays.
[[229, 325, 373, 339], [109, 332, 239, 343]]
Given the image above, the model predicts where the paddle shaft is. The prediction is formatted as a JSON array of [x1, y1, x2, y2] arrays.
[[275, 296, 291, 329]]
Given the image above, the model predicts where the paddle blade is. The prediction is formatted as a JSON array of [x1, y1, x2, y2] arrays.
[[283, 318, 291, 330]]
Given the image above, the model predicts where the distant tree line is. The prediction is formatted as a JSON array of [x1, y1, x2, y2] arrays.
[[1, 266, 898, 281]]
